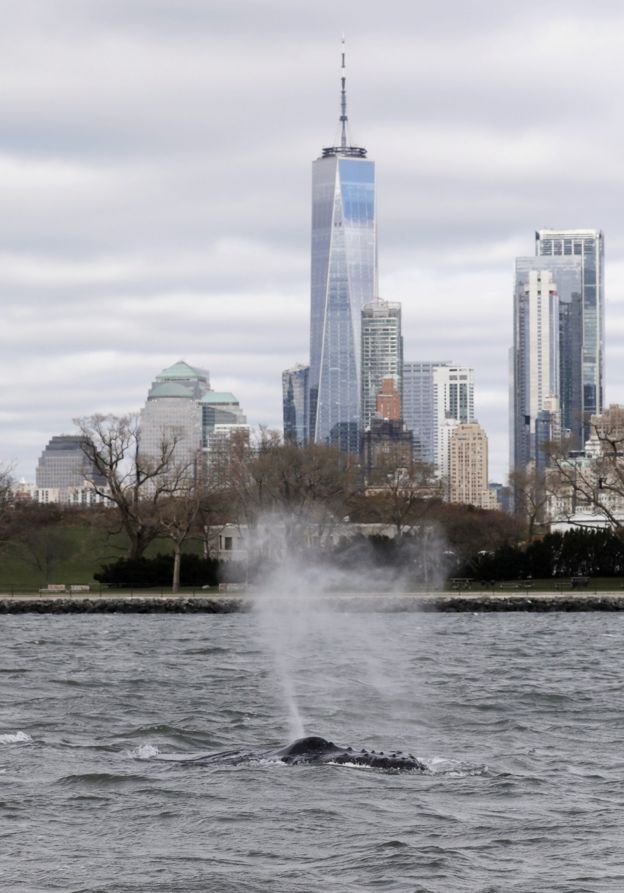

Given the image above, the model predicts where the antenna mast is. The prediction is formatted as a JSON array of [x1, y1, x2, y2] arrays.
[[321, 37, 366, 158], [340, 37, 348, 148]]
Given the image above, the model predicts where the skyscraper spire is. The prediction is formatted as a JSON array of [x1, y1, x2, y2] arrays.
[[340, 37, 348, 148], [321, 37, 366, 159]]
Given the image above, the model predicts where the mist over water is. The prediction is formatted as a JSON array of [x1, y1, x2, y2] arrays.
[[248, 512, 449, 742]]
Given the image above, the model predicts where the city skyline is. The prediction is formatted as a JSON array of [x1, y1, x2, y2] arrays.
[[4, 1, 624, 482]]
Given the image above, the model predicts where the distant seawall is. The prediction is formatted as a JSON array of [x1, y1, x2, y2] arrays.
[[3, 592, 624, 613]]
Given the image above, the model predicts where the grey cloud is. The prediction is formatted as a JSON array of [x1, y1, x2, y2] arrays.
[[3, 0, 624, 482]]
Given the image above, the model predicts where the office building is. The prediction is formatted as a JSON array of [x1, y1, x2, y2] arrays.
[[309, 44, 377, 453], [139, 361, 247, 475], [536, 229, 604, 442], [360, 300, 402, 431], [36, 434, 105, 490], [282, 364, 309, 445], [201, 392, 247, 447], [139, 361, 211, 472], [402, 361, 451, 465]]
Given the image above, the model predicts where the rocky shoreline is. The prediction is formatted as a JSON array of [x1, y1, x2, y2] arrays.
[[2, 591, 624, 613]]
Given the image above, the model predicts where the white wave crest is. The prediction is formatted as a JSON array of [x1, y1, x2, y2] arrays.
[[0, 731, 32, 745], [129, 744, 160, 760]]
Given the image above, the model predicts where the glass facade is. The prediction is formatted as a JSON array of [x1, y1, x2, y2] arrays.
[[535, 229, 604, 442], [309, 153, 377, 452], [511, 260, 566, 471], [139, 361, 247, 473], [200, 394, 247, 448], [282, 364, 309, 445], [402, 361, 451, 465], [139, 361, 211, 471], [36, 435, 105, 489], [360, 301, 402, 431]]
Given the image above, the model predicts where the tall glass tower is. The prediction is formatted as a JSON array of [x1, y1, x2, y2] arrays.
[[511, 254, 583, 474], [309, 43, 377, 453], [535, 229, 604, 442]]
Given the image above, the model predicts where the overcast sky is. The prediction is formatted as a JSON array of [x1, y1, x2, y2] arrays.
[[3, 0, 624, 482]]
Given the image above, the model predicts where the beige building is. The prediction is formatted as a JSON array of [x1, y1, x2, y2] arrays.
[[449, 422, 495, 509]]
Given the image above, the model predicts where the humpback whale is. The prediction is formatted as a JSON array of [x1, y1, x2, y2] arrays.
[[165, 735, 426, 771]]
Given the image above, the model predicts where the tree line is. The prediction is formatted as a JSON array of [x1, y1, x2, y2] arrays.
[[8, 411, 624, 591]]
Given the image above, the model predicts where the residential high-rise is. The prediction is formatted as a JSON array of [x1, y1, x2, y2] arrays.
[[432, 365, 474, 475], [282, 364, 309, 445], [511, 247, 587, 475], [360, 300, 402, 431], [511, 264, 561, 471], [449, 422, 495, 510], [402, 361, 451, 465], [309, 43, 377, 453], [535, 229, 604, 441]]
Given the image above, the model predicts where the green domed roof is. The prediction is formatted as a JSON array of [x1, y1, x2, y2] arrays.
[[199, 392, 239, 405], [156, 360, 210, 382], [148, 381, 195, 399]]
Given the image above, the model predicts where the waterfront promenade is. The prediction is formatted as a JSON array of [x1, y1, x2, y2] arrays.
[[3, 590, 624, 612]]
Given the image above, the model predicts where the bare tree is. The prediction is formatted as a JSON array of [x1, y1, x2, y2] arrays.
[[157, 472, 206, 593], [18, 525, 75, 586], [0, 462, 15, 551], [357, 451, 443, 539], [245, 433, 357, 525], [209, 429, 360, 563], [0, 462, 13, 503], [75, 414, 196, 560], [509, 464, 551, 540], [547, 409, 624, 534]]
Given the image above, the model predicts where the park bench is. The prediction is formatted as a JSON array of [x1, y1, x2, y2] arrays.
[[449, 578, 473, 591], [555, 578, 589, 591], [37, 585, 90, 595]]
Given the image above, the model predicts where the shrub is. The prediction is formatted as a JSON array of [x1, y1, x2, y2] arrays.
[[95, 553, 221, 588]]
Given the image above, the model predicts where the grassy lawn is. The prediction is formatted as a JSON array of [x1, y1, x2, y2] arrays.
[[0, 525, 204, 590], [3, 522, 624, 595]]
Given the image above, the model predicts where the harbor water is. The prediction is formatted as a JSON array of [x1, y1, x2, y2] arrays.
[[2, 611, 623, 892]]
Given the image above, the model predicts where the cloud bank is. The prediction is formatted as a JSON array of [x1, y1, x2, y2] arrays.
[[3, 0, 624, 480]]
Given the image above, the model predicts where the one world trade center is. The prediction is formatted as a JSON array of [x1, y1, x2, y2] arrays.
[[309, 44, 377, 452]]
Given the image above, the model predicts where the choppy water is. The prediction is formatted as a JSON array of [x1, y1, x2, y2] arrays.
[[2, 610, 624, 892]]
